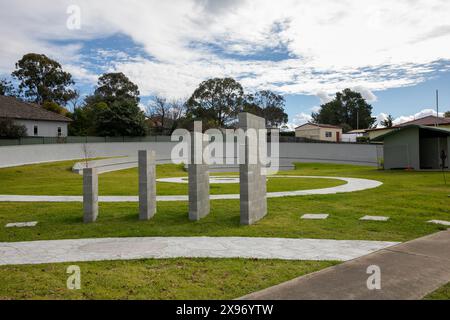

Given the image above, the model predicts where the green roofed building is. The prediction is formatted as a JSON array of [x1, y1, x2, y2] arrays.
[[374, 125, 450, 170]]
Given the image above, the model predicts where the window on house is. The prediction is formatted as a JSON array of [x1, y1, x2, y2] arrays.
[[34, 126, 38, 136], [325, 131, 333, 138], [57, 127, 62, 137]]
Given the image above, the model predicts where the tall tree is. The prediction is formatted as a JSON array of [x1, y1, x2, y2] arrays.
[[146, 96, 170, 132], [95, 99, 147, 137], [69, 102, 108, 136], [93, 72, 140, 106], [70, 73, 146, 137], [244, 90, 288, 127], [146, 96, 186, 133], [11, 53, 76, 105], [381, 115, 394, 128], [445, 111, 450, 118], [0, 78, 16, 96], [312, 89, 376, 132], [187, 78, 244, 127]]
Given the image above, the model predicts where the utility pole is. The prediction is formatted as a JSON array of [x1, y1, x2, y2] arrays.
[[436, 89, 439, 127], [357, 109, 360, 130]]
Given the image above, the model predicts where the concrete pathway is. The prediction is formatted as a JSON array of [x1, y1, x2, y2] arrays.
[[0, 176, 382, 203], [0, 237, 399, 266], [240, 230, 450, 300]]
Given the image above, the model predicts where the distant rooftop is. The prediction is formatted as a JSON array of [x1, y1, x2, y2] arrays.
[[368, 115, 450, 131], [396, 115, 450, 127], [0, 96, 72, 123], [295, 122, 342, 130]]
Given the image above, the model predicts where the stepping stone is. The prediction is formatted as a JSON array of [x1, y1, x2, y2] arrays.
[[301, 214, 329, 220], [360, 216, 390, 222], [5, 221, 38, 228], [428, 220, 450, 227]]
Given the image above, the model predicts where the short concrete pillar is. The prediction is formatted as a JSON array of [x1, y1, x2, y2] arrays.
[[139, 150, 157, 220], [239, 113, 268, 225], [83, 168, 98, 223], [188, 121, 210, 221]]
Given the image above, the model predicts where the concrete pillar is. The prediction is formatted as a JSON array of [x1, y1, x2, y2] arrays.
[[239, 113, 267, 225], [188, 121, 210, 221], [139, 150, 157, 220], [83, 168, 98, 223]]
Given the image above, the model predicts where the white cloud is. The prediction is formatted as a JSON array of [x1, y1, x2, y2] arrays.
[[375, 113, 390, 128], [285, 112, 313, 130], [1, 0, 450, 99], [375, 109, 445, 128], [311, 106, 322, 113], [352, 86, 378, 103], [393, 109, 445, 125], [64, 65, 98, 84], [316, 91, 333, 104]]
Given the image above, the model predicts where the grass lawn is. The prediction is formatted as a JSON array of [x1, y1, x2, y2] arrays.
[[0, 161, 345, 196], [0, 259, 335, 300], [0, 162, 448, 243], [0, 161, 449, 300], [425, 283, 450, 300]]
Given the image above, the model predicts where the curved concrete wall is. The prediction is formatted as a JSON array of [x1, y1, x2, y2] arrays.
[[0, 142, 383, 169]]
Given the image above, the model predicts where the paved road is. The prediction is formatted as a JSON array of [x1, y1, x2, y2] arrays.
[[0, 237, 398, 266], [240, 230, 450, 300]]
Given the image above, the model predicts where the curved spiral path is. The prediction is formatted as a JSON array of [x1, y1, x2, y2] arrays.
[[0, 176, 382, 203]]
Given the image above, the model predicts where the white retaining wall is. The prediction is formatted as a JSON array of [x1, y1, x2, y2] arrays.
[[0, 142, 383, 169]]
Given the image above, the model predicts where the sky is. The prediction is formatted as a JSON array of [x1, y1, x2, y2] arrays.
[[1, 0, 450, 129]]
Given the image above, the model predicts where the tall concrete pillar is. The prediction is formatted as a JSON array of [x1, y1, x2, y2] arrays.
[[83, 168, 98, 223], [139, 150, 157, 220], [188, 121, 210, 221], [239, 113, 267, 225]]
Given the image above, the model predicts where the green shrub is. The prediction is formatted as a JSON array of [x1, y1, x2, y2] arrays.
[[0, 118, 28, 138]]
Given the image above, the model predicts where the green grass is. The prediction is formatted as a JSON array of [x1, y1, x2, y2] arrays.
[[0, 160, 344, 196], [0, 161, 449, 300], [0, 162, 448, 243], [424, 283, 450, 300], [0, 259, 336, 300]]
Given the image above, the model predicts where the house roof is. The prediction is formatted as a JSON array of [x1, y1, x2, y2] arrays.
[[0, 96, 72, 123], [295, 122, 342, 130], [347, 129, 367, 134], [367, 115, 450, 132], [397, 115, 450, 127], [373, 125, 450, 141]]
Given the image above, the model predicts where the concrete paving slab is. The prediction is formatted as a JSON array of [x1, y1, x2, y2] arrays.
[[301, 214, 329, 220], [240, 230, 450, 300], [5, 222, 38, 228], [428, 220, 450, 226], [360, 216, 390, 222]]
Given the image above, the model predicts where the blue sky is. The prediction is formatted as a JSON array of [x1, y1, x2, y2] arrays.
[[1, 0, 450, 128]]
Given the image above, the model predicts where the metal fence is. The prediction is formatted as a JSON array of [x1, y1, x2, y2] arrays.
[[0, 135, 376, 147]]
